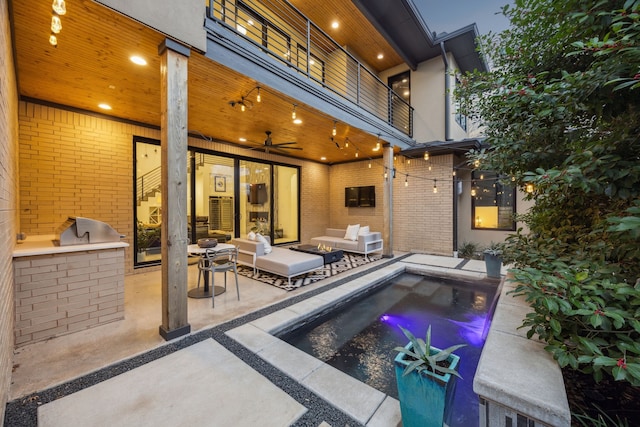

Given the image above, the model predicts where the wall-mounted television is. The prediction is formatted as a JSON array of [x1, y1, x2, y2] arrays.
[[345, 186, 375, 207], [248, 183, 267, 205]]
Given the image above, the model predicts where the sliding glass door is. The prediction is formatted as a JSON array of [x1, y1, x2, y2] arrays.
[[134, 137, 300, 267]]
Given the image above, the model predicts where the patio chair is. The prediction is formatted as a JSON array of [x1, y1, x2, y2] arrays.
[[197, 246, 240, 307]]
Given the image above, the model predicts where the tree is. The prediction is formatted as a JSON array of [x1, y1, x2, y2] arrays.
[[457, 0, 640, 385]]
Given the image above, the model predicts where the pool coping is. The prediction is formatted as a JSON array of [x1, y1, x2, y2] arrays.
[[225, 261, 494, 426]]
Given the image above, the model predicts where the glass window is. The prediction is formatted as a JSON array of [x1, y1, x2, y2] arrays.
[[471, 171, 516, 230], [388, 71, 411, 133], [134, 138, 162, 265], [297, 44, 325, 83]]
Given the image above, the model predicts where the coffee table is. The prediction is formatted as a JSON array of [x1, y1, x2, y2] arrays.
[[290, 244, 343, 264]]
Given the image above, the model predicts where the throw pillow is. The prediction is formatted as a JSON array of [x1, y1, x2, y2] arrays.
[[344, 224, 360, 241], [248, 231, 256, 241], [358, 225, 370, 236], [256, 233, 272, 254]]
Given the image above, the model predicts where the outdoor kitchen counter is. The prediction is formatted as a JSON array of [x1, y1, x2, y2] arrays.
[[12, 234, 129, 347], [13, 234, 129, 257]]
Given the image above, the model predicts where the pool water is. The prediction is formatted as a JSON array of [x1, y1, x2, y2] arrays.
[[280, 273, 498, 427]]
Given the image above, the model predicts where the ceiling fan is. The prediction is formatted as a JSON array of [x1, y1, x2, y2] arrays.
[[248, 131, 302, 154]]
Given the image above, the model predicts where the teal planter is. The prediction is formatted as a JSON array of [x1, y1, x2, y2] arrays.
[[484, 252, 502, 278], [394, 343, 460, 427]]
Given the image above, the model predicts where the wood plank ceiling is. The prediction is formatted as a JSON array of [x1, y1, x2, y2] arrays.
[[11, 0, 407, 164]]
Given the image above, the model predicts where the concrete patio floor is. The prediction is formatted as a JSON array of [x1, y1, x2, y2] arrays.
[[7, 253, 502, 426]]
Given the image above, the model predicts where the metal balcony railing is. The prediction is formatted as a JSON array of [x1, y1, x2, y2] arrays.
[[208, 0, 413, 137]]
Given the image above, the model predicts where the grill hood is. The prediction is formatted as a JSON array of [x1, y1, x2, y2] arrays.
[[56, 217, 124, 246]]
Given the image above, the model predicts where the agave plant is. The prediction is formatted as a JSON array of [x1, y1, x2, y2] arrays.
[[395, 325, 466, 379]]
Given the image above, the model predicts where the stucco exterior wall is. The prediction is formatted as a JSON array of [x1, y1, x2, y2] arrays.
[[456, 168, 533, 250], [0, 0, 19, 418], [380, 54, 469, 144]]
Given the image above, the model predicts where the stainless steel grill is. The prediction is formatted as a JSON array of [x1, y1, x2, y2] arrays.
[[56, 217, 124, 246]]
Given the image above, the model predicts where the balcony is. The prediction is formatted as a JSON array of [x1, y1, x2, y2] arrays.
[[207, 0, 413, 137]]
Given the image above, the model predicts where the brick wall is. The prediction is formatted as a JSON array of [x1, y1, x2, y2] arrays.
[[0, 0, 19, 419], [328, 155, 454, 256], [13, 248, 125, 346], [328, 160, 384, 232], [18, 102, 160, 274], [393, 154, 454, 255]]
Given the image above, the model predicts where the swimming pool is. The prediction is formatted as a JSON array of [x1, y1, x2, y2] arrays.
[[279, 272, 498, 427]]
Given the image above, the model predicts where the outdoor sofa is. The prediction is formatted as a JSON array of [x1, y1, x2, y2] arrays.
[[232, 236, 324, 286], [310, 226, 383, 257]]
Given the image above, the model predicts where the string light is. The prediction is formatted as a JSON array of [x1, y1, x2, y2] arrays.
[[292, 104, 297, 120], [433, 179, 438, 193], [424, 151, 429, 161], [474, 159, 480, 168], [332, 121, 337, 137], [526, 183, 534, 193], [355, 149, 359, 158], [52, 0, 66, 15], [51, 15, 62, 33], [345, 138, 349, 148], [405, 175, 408, 187], [49, 34, 58, 46], [256, 87, 261, 103]]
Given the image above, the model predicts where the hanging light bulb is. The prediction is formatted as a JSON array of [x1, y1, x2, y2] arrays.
[[51, 14, 62, 34], [355, 150, 359, 158], [424, 151, 429, 161], [428, 166, 432, 171], [480, 174, 484, 180], [384, 170, 388, 179], [49, 33, 58, 46], [452, 170, 457, 177], [256, 87, 261, 103], [474, 159, 480, 168], [345, 139, 349, 148], [405, 176, 409, 187], [471, 188, 477, 197], [433, 180, 438, 193], [332, 121, 337, 137], [407, 158, 411, 165], [52, 0, 66, 15], [240, 102, 246, 112], [291, 104, 297, 120], [368, 161, 371, 168], [526, 183, 535, 193]]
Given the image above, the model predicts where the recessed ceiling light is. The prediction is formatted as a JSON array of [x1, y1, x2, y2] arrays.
[[239, 137, 247, 142], [130, 56, 147, 66], [331, 21, 339, 29], [98, 103, 112, 110], [377, 53, 384, 60]]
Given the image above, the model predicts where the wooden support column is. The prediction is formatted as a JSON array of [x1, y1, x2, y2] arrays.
[[382, 144, 394, 258], [158, 39, 191, 341]]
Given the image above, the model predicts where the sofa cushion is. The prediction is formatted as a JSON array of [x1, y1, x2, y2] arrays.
[[344, 224, 360, 241], [358, 225, 370, 236], [256, 233, 272, 254]]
